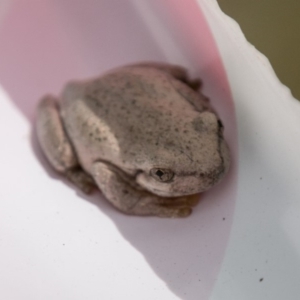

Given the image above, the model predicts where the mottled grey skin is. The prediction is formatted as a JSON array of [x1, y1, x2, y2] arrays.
[[36, 63, 230, 218]]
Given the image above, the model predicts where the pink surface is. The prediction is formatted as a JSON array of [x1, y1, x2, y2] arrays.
[[0, 0, 237, 299]]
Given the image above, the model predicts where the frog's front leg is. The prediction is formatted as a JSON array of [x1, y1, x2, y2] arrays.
[[36, 95, 97, 194], [92, 162, 198, 218]]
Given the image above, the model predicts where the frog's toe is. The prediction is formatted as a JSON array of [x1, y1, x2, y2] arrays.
[[157, 194, 201, 208], [153, 196, 197, 218], [186, 194, 201, 207], [154, 206, 192, 218], [177, 207, 192, 218]]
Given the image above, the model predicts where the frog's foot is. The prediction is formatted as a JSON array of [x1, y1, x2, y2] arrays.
[[66, 167, 97, 195], [158, 194, 201, 208], [131, 195, 193, 218], [92, 161, 196, 218], [147, 194, 200, 218], [36, 95, 96, 194], [180, 77, 202, 91]]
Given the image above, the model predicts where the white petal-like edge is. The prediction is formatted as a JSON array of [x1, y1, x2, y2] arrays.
[[201, 0, 300, 299]]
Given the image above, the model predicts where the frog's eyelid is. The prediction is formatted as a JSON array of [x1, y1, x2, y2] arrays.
[[150, 168, 174, 182]]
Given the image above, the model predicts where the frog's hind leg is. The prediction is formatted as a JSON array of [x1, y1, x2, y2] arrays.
[[36, 95, 96, 194], [133, 62, 202, 91]]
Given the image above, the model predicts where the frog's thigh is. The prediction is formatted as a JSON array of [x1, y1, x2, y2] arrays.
[[36, 95, 96, 194], [92, 162, 191, 218]]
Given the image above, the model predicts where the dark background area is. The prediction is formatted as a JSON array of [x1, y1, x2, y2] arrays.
[[218, 0, 300, 99]]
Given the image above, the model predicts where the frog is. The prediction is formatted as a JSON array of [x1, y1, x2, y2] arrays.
[[36, 62, 230, 218]]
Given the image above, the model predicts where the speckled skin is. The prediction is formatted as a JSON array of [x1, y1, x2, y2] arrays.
[[36, 63, 230, 217]]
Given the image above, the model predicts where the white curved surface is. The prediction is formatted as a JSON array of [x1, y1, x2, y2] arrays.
[[0, 1, 299, 299], [202, 1, 300, 299]]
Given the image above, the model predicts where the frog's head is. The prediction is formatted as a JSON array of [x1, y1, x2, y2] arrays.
[[135, 111, 230, 197]]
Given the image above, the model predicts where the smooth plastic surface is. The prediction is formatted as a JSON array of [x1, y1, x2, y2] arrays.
[[1, 0, 299, 299]]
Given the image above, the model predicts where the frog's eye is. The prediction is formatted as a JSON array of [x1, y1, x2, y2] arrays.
[[150, 168, 174, 182]]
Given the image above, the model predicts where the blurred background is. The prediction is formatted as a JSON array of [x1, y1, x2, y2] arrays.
[[218, 0, 300, 100]]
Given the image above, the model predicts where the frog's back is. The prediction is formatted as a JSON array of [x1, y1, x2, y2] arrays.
[[59, 66, 201, 173]]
